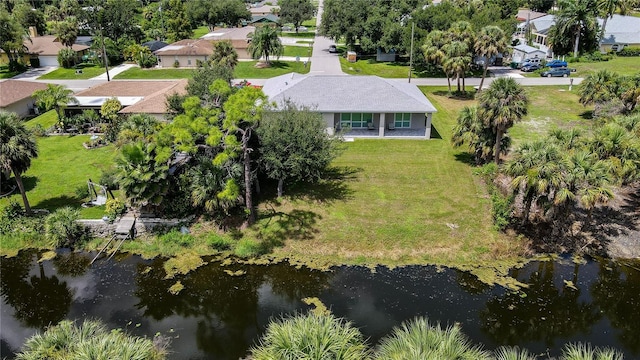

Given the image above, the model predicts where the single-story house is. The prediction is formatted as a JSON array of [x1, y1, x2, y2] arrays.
[[0, 80, 49, 118], [598, 14, 640, 52], [515, 14, 555, 56], [515, 8, 547, 22], [25, 35, 90, 67], [154, 39, 214, 68], [200, 26, 255, 59], [249, 4, 279, 16], [68, 80, 188, 120], [511, 44, 546, 64], [262, 73, 437, 139]]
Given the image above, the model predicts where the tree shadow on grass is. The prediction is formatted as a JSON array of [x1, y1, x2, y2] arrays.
[[35, 195, 84, 212], [579, 110, 594, 120], [261, 165, 361, 205], [256, 208, 321, 251], [432, 90, 476, 100], [453, 152, 476, 165]]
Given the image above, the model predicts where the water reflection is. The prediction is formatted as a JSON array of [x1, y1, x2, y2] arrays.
[[1, 252, 639, 359], [481, 261, 600, 348], [0, 252, 73, 329]]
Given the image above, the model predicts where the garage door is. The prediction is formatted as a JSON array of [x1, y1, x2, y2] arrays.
[[38, 56, 59, 67]]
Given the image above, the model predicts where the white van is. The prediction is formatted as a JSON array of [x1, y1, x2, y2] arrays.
[[520, 58, 542, 68]]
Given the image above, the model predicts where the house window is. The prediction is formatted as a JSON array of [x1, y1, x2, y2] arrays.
[[394, 113, 411, 128], [340, 113, 372, 129], [187, 57, 191, 65]]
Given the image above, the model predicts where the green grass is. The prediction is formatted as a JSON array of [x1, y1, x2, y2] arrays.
[[510, 86, 594, 144], [571, 56, 640, 77], [114, 67, 194, 79], [341, 58, 413, 78], [24, 109, 58, 129], [280, 31, 316, 38], [0, 67, 19, 79], [114, 61, 310, 79], [193, 25, 210, 38], [251, 87, 524, 272], [301, 18, 317, 28], [1, 112, 116, 219], [283, 45, 313, 57], [38, 65, 108, 80], [235, 61, 310, 78]]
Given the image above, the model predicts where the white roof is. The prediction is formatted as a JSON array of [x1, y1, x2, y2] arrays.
[[262, 74, 437, 113], [513, 44, 545, 54], [70, 96, 144, 107], [599, 14, 640, 45]]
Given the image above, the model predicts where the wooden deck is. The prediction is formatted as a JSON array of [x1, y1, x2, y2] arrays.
[[115, 215, 136, 236]]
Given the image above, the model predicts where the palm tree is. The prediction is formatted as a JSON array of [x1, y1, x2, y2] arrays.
[[443, 40, 470, 92], [505, 140, 564, 224], [422, 30, 450, 92], [555, 0, 599, 57], [247, 26, 283, 65], [474, 26, 508, 91], [32, 84, 78, 129], [478, 77, 529, 164], [452, 105, 509, 165], [211, 40, 239, 69], [0, 111, 38, 215], [578, 69, 621, 106]]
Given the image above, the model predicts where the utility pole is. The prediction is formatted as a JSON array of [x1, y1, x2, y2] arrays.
[[408, 21, 415, 83], [100, 23, 110, 81]]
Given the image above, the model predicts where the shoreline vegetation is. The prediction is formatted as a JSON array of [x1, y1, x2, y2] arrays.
[[2, 84, 633, 289]]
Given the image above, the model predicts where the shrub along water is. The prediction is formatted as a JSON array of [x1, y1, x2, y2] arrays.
[[249, 313, 625, 360]]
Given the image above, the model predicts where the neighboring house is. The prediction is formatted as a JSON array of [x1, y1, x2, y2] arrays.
[[68, 80, 188, 120], [25, 35, 90, 67], [515, 13, 640, 56], [515, 14, 555, 56], [262, 74, 437, 139], [598, 15, 640, 53], [511, 44, 546, 64], [200, 26, 255, 59], [515, 8, 547, 22], [154, 39, 214, 68], [248, 14, 281, 26], [0, 80, 49, 118], [249, 4, 279, 16], [142, 40, 169, 52]]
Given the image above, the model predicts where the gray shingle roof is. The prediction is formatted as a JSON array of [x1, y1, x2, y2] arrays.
[[599, 14, 640, 45], [262, 74, 437, 113]]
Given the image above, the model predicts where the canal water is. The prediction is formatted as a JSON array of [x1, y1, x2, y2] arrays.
[[1, 250, 639, 359]]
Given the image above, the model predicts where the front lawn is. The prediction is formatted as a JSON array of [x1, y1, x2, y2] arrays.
[[341, 58, 414, 78], [510, 86, 594, 144], [193, 25, 210, 38], [38, 65, 108, 80], [114, 67, 194, 79], [235, 61, 311, 78], [280, 31, 316, 38], [0, 112, 116, 219], [283, 45, 313, 58], [571, 56, 640, 77], [0, 66, 20, 79]]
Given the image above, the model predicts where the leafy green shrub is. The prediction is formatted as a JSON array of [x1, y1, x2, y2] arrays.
[[250, 312, 370, 360], [100, 167, 120, 190], [0, 202, 23, 234], [16, 319, 168, 360], [173, 60, 180, 68], [138, 53, 157, 68], [206, 233, 232, 250], [74, 184, 90, 201], [234, 238, 264, 257], [617, 46, 640, 57], [57, 48, 77, 68], [491, 192, 514, 231], [105, 198, 127, 221], [30, 124, 47, 137], [159, 229, 196, 247], [45, 207, 88, 248]]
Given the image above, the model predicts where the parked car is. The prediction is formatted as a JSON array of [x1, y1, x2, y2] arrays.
[[520, 58, 542, 69], [281, 25, 292, 31], [521, 63, 541, 72], [545, 59, 568, 68], [328, 44, 337, 53], [297, 26, 308, 32], [541, 67, 571, 77]]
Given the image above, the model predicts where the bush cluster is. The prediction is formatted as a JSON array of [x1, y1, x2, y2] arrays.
[[617, 46, 640, 57]]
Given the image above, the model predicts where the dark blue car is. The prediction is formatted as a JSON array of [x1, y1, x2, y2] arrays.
[[541, 67, 571, 77], [545, 59, 568, 68]]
